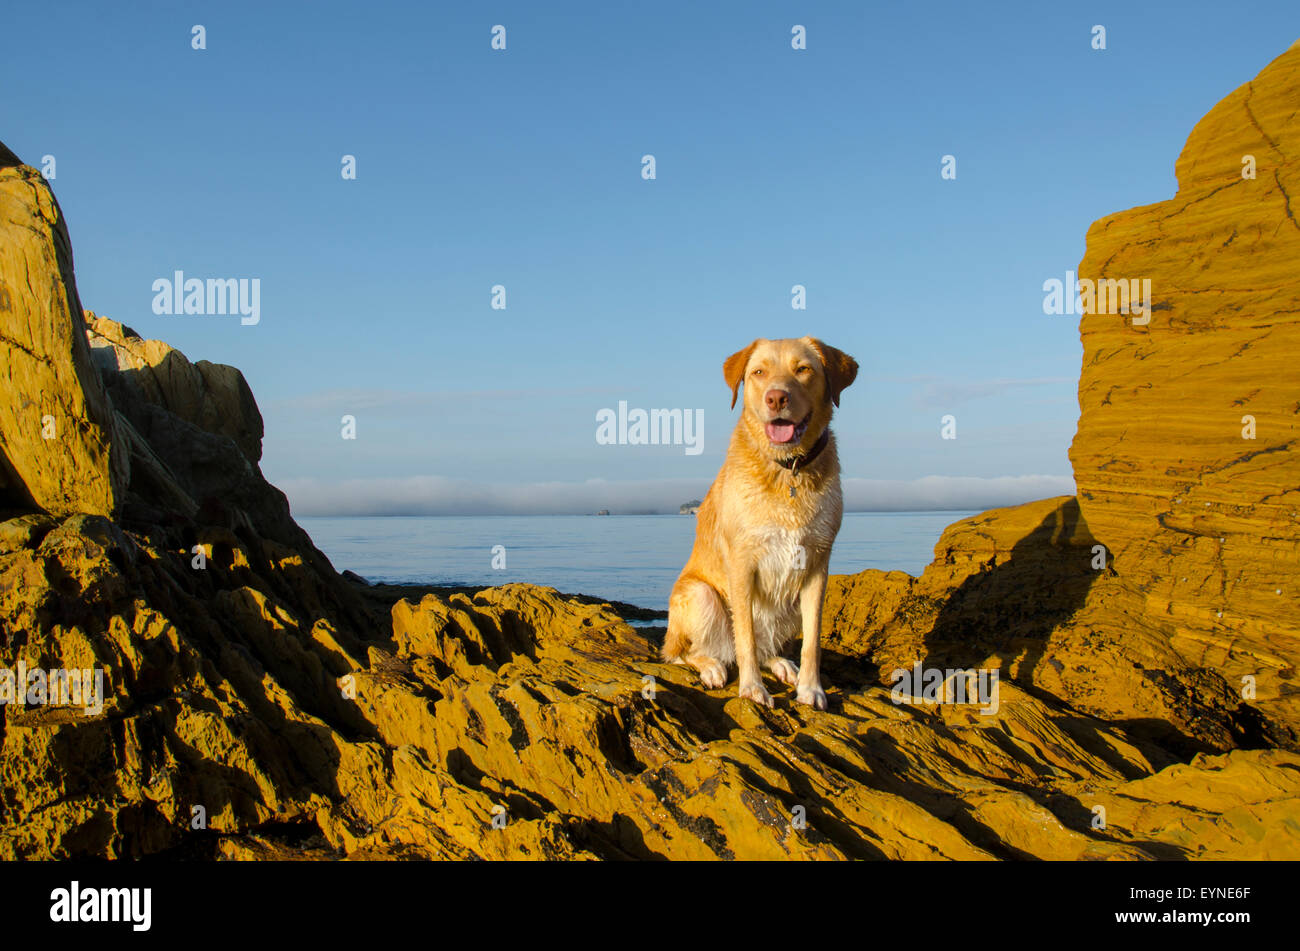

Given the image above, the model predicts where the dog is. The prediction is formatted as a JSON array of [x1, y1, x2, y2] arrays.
[[663, 336, 858, 709]]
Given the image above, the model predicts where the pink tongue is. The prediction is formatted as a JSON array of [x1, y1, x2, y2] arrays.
[[766, 422, 796, 443]]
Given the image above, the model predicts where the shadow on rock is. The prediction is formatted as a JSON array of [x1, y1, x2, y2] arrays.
[[921, 498, 1097, 685]]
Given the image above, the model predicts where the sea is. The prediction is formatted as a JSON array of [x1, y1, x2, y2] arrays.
[[299, 512, 973, 613]]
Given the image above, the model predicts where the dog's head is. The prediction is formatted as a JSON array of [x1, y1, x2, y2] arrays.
[[723, 336, 858, 458]]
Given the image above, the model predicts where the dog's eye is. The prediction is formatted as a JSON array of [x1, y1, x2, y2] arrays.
[[752, 368, 764, 377], [796, 365, 812, 374]]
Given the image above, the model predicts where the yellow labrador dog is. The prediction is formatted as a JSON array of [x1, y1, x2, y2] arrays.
[[663, 336, 858, 709]]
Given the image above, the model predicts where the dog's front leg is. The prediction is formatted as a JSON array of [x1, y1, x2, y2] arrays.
[[795, 569, 829, 710], [729, 563, 773, 708]]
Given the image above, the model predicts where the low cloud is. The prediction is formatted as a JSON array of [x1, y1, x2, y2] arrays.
[[281, 476, 709, 516], [280, 473, 1076, 517], [841, 474, 1075, 511]]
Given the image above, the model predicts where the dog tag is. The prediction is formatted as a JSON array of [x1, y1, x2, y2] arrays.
[[790, 485, 796, 498]]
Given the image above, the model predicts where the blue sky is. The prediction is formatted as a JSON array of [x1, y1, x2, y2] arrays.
[[4, 1, 1297, 514]]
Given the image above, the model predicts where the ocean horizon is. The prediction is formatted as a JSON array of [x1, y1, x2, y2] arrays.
[[299, 510, 975, 612]]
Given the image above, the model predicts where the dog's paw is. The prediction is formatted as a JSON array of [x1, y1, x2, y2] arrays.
[[767, 658, 799, 686], [739, 681, 775, 708], [795, 683, 828, 710], [697, 658, 728, 690]]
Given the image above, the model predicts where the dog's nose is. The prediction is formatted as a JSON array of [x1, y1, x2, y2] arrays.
[[765, 388, 788, 412]]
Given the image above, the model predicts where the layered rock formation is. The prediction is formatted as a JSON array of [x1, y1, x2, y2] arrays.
[[2, 38, 1300, 861], [1067, 44, 1300, 734]]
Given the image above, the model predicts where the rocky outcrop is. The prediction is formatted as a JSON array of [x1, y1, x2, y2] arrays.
[[0, 141, 380, 857], [86, 315, 263, 466], [3, 37, 1300, 861], [1068, 40, 1300, 737], [0, 144, 128, 517], [83, 313, 325, 565], [822, 497, 1288, 758], [274, 582, 1300, 860]]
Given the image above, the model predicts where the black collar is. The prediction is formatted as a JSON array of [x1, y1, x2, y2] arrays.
[[774, 428, 830, 474]]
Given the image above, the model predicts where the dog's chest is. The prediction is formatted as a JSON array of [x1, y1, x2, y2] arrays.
[[753, 525, 808, 603], [722, 456, 843, 607]]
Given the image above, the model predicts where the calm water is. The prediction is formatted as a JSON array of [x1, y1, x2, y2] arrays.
[[299, 512, 973, 612]]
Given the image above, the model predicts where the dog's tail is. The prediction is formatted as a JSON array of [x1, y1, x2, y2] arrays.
[[662, 577, 729, 663], [662, 579, 694, 662], [662, 614, 687, 663]]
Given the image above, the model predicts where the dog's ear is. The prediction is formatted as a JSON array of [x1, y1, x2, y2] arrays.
[[723, 340, 759, 410], [805, 338, 859, 407]]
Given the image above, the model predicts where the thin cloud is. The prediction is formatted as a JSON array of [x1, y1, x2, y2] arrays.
[[910, 377, 1074, 410]]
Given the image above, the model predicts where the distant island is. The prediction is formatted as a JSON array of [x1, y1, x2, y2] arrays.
[[595, 509, 610, 516], [679, 500, 702, 515]]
